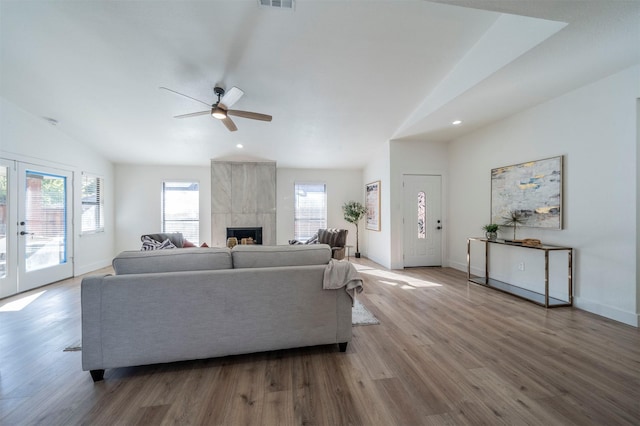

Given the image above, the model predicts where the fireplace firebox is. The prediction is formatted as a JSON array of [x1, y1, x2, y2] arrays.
[[226, 227, 263, 245]]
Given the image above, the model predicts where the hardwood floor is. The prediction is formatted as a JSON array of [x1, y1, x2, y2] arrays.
[[1, 258, 639, 425]]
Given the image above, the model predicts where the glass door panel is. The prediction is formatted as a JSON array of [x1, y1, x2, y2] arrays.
[[18, 164, 73, 292], [1, 166, 7, 278], [24, 171, 68, 272]]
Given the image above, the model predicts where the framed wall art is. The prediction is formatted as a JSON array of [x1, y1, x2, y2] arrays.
[[491, 156, 563, 229], [365, 180, 381, 231]]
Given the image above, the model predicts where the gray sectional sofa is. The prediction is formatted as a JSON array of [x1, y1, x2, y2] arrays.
[[81, 244, 353, 381]]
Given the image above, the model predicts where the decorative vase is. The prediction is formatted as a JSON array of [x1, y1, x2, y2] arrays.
[[485, 231, 497, 241], [226, 237, 238, 248]]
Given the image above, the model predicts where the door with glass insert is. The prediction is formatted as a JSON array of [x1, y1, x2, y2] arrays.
[[0, 159, 18, 298], [17, 164, 73, 292], [403, 174, 442, 267]]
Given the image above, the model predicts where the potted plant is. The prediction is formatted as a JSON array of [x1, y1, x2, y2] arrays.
[[502, 210, 525, 241], [482, 224, 499, 241], [342, 201, 367, 258]]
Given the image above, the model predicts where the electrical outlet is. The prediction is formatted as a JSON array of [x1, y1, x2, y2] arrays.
[[518, 262, 525, 271]]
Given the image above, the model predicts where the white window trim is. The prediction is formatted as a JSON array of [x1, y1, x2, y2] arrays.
[[293, 181, 327, 242], [161, 180, 200, 244]]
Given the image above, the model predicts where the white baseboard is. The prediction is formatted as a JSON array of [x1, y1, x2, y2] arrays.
[[574, 297, 639, 327], [449, 260, 638, 328], [449, 260, 480, 276], [74, 259, 112, 276]]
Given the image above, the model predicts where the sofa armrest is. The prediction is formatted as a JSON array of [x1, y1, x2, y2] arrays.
[[81, 274, 111, 371]]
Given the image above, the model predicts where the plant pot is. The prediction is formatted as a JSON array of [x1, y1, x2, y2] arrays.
[[355, 252, 361, 258], [485, 231, 497, 241]]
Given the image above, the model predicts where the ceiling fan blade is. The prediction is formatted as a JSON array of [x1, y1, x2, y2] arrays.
[[174, 110, 211, 119], [221, 116, 238, 132], [227, 109, 272, 122], [159, 87, 211, 107], [220, 86, 244, 108]]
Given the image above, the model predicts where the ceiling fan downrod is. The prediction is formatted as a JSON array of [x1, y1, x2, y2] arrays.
[[211, 87, 227, 119]]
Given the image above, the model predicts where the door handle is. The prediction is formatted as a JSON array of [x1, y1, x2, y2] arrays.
[[19, 231, 34, 236]]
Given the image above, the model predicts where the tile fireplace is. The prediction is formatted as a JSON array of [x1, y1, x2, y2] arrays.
[[211, 160, 276, 246]]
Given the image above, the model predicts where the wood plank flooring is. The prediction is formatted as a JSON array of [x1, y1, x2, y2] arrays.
[[1, 258, 639, 425]]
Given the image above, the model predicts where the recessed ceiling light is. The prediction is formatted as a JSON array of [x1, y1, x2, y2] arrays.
[[452, 120, 462, 125], [236, 144, 244, 149]]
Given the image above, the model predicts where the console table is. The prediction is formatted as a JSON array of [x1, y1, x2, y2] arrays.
[[467, 238, 573, 308]]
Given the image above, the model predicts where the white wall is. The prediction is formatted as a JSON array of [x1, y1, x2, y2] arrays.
[[276, 168, 363, 251], [116, 165, 361, 254], [0, 97, 115, 276], [389, 139, 449, 269], [448, 65, 639, 326], [114, 164, 211, 253], [363, 141, 391, 268]]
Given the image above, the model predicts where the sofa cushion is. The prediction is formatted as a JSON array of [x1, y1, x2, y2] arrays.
[[113, 247, 232, 275], [232, 244, 331, 269]]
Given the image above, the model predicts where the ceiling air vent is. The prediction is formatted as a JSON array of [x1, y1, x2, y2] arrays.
[[259, 0, 294, 10]]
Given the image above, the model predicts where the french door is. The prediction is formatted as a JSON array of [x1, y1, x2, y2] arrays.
[[403, 174, 442, 267], [0, 159, 17, 298], [0, 160, 73, 298]]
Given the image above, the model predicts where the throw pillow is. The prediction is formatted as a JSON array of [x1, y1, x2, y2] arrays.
[[183, 240, 197, 247], [141, 235, 162, 251], [157, 238, 177, 250], [141, 236, 177, 251]]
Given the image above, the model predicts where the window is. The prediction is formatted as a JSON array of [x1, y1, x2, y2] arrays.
[[162, 181, 199, 243], [81, 173, 104, 234], [294, 183, 326, 241]]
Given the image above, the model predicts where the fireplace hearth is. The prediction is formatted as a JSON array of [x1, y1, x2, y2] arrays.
[[227, 227, 263, 245]]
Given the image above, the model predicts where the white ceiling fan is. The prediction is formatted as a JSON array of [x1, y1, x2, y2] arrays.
[[160, 86, 272, 132]]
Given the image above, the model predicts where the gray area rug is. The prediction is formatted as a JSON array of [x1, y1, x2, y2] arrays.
[[352, 299, 380, 326]]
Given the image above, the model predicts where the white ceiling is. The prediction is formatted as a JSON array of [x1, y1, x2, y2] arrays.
[[1, 0, 638, 169]]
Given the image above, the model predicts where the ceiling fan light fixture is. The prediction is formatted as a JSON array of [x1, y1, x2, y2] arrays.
[[211, 106, 227, 119]]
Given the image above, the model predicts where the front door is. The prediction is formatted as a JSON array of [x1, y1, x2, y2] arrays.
[[17, 163, 73, 292], [403, 174, 442, 267]]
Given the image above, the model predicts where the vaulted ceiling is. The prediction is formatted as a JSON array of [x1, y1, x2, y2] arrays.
[[1, 1, 638, 168]]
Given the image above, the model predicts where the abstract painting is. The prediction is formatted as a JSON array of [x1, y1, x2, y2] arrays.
[[491, 156, 563, 229], [365, 180, 380, 231]]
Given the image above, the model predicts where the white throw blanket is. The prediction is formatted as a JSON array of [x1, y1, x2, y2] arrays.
[[323, 259, 363, 305]]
